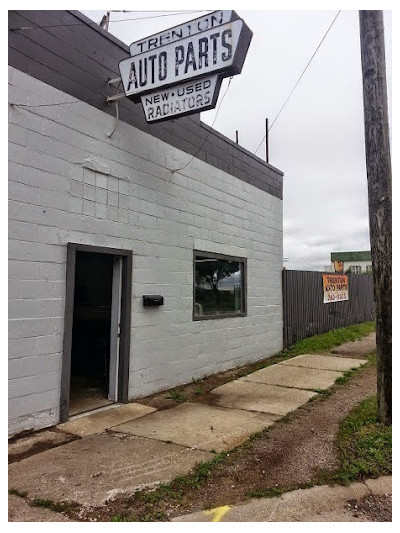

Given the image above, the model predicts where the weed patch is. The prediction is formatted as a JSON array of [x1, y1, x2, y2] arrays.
[[334, 367, 360, 385], [32, 498, 70, 513], [110, 510, 165, 522], [110, 514, 134, 522], [247, 486, 284, 499], [312, 388, 332, 397], [8, 488, 28, 498], [321, 395, 391, 485], [166, 389, 187, 403]]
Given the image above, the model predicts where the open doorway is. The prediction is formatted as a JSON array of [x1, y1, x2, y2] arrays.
[[69, 251, 114, 415], [61, 244, 132, 422]]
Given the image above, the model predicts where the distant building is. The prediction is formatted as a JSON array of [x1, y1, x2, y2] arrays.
[[330, 251, 372, 274]]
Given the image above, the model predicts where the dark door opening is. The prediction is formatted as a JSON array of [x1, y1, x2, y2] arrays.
[[61, 244, 132, 422], [69, 251, 115, 416]]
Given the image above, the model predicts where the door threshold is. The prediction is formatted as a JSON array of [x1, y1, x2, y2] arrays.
[[68, 402, 122, 421]]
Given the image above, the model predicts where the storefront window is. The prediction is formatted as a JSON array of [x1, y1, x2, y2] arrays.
[[194, 251, 246, 319]]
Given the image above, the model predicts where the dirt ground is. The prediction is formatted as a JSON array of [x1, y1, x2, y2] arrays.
[[56, 358, 390, 522], [347, 493, 392, 522]]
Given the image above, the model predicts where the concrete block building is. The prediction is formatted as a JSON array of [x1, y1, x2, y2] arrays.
[[8, 10, 284, 436]]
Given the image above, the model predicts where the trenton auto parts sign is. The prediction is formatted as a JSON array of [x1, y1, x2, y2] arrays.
[[140, 75, 222, 122], [322, 274, 349, 304], [119, 11, 252, 123]]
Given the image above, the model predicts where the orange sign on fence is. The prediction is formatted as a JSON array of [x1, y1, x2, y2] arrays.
[[322, 274, 349, 304]]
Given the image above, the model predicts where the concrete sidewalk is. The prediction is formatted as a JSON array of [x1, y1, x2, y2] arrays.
[[173, 476, 392, 522], [9, 333, 377, 521]]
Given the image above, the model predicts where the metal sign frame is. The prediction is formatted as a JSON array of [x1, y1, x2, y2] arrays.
[[118, 10, 252, 122]]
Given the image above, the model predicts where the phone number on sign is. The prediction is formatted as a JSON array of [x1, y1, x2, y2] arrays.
[[326, 293, 348, 302]]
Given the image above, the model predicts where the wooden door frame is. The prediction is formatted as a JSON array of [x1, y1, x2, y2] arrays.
[[60, 243, 132, 422]]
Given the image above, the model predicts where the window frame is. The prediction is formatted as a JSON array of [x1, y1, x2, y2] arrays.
[[193, 250, 247, 321]]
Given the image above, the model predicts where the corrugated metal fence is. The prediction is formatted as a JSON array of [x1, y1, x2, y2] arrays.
[[282, 270, 375, 348]]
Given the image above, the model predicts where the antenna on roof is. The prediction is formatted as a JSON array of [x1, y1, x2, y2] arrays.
[[100, 10, 129, 31], [100, 12, 110, 31]]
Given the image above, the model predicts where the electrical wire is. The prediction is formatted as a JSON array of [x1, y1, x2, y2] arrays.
[[9, 11, 209, 32], [10, 76, 233, 155], [254, 10, 341, 156], [101, 10, 208, 22], [107, 80, 123, 138], [172, 77, 234, 173], [9, 97, 106, 108]]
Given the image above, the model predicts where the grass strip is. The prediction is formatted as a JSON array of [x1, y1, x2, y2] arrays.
[[282, 322, 375, 358], [331, 395, 392, 484]]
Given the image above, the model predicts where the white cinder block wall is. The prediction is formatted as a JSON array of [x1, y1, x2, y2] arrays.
[[8, 66, 283, 436]]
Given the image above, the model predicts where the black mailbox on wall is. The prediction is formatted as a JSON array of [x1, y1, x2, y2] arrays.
[[143, 295, 164, 307]]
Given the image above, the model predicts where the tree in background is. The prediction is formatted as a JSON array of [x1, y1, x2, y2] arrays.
[[196, 259, 240, 307]]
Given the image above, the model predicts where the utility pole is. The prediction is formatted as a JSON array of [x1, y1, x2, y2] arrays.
[[359, 11, 392, 425]]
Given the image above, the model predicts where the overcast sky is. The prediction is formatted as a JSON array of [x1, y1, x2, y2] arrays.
[[81, 6, 392, 271]]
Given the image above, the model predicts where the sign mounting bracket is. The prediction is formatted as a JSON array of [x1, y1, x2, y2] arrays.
[[107, 94, 125, 104], [108, 76, 122, 86], [107, 76, 124, 104]]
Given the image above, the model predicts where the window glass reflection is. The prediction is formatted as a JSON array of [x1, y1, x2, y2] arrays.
[[194, 255, 244, 317]]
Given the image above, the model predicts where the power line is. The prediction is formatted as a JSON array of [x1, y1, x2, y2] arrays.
[[254, 10, 341, 156], [9, 11, 209, 32], [10, 76, 234, 172], [101, 10, 208, 22], [172, 77, 234, 173], [9, 97, 106, 108]]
